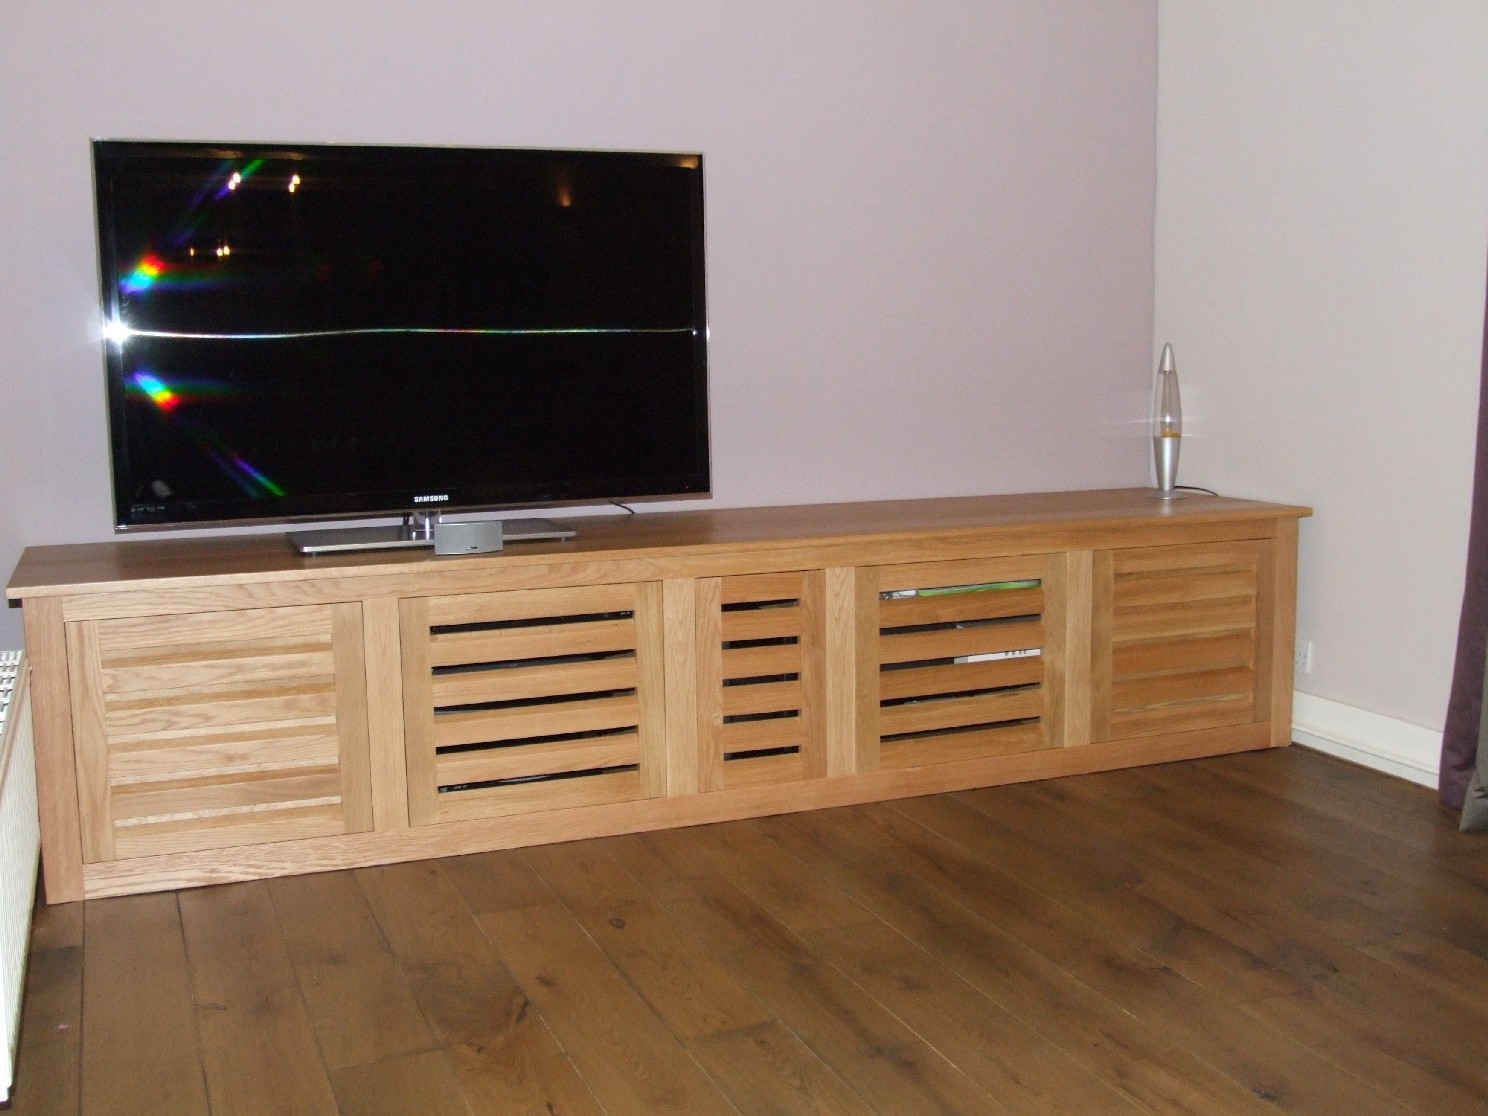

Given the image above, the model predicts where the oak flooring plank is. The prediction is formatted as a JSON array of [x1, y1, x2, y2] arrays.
[[27, 884, 82, 953], [477, 899, 740, 1116], [520, 839, 772, 1039], [857, 796, 1303, 1004], [1359, 930, 1488, 1014], [8, 943, 81, 1116], [81, 893, 208, 1116], [686, 1021, 878, 1116], [1244, 979, 1488, 1114], [1216, 747, 1462, 859], [804, 917, 1154, 1116], [328, 1049, 474, 1116], [895, 794, 1424, 1116], [435, 847, 556, 916], [1005, 770, 1390, 984], [958, 773, 1392, 948], [1137, 760, 1488, 928], [178, 882, 339, 1116], [1016, 758, 1488, 1111], [355, 860, 603, 1116], [620, 844, 1007, 1116], [268, 871, 435, 1070], [753, 806, 1273, 1116]]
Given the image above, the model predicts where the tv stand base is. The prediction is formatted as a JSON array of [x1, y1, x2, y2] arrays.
[[289, 516, 576, 555]]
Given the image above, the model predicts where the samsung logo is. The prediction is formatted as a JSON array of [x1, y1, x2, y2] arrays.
[[412, 494, 450, 504]]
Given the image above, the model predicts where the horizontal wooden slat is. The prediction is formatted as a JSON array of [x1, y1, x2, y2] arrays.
[[426, 583, 637, 627], [1111, 666, 1254, 713], [1109, 539, 1262, 576], [431, 656, 638, 709], [875, 557, 1047, 596], [1112, 632, 1254, 680], [878, 657, 1042, 702], [110, 768, 344, 826], [111, 803, 345, 860], [720, 750, 808, 791], [721, 642, 801, 681], [107, 727, 341, 786], [435, 768, 645, 824], [100, 647, 335, 697], [432, 693, 639, 749], [1108, 695, 1255, 739], [436, 733, 642, 788], [1112, 597, 1256, 642], [879, 586, 1042, 629], [721, 679, 803, 719], [880, 720, 1047, 769], [720, 572, 807, 605], [719, 716, 803, 755], [105, 682, 338, 738], [1114, 568, 1257, 608], [96, 605, 333, 653], [880, 687, 1041, 738], [878, 618, 1043, 666], [428, 617, 636, 669], [720, 604, 802, 643]]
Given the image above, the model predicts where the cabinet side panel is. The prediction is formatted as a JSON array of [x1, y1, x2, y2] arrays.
[[823, 566, 861, 779], [399, 598, 437, 826], [64, 622, 114, 863], [635, 580, 668, 799], [662, 578, 700, 796], [799, 570, 829, 779], [1263, 518, 1299, 745], [693, 577, 723, 793], [854, 566, 882, 774], [331, 603, 373, 833], [1046, 550, 1094, 747], [362, 597, 409, 830], [24, 599, 86, 902]]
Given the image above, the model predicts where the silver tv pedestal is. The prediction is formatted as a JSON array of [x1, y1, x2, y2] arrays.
[[289, 513, 575, 556]]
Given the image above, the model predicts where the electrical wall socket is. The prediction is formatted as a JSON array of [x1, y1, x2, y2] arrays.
[[1294, 640, 1313, 675]]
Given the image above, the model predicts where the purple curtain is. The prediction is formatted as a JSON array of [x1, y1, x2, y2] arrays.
[[1440, 262, 1488, 811]]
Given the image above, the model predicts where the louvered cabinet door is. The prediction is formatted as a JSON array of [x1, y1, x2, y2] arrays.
[[1093, 540, 1263, 740], [66, 604, 372, 862], [864, 556, 1057, 771], [695, 571, 826, 792], [401, 582, 666, 825]]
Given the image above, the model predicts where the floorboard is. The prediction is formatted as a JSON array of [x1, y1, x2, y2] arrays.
[[9, 745, 1488, 1115]]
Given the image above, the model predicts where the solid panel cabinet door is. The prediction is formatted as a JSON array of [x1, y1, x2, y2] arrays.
[[65, 602, 373, 861], [400, 581, 667, 825], [858, 554, 1059, 772], [1092, 540, 1263, 741]]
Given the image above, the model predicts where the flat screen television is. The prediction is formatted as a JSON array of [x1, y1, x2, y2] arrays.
[[92, 140, 710, 552]]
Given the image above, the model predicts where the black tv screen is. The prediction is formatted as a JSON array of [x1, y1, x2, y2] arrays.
[[92, 140, 710, 531]]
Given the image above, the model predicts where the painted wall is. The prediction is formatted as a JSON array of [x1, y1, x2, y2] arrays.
[[1155, 2, 1488, 771], [0, 1, 1159, 650]]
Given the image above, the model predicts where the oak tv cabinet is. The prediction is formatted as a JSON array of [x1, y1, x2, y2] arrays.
[[6, 488, 1309, 903]]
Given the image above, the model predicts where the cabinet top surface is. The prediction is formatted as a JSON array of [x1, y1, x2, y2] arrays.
[[6, 488, 1310, 600]]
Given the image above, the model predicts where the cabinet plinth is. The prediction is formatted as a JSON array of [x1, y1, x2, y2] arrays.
[[6, 488, 1309, 903]]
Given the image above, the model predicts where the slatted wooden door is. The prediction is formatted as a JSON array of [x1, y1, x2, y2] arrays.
[[1092, 540, 1263, 740], [65, 603, 372, 861], [401, 582, 666, 825], [862, 556, 1056, 771], [695, 571, 826, 792]]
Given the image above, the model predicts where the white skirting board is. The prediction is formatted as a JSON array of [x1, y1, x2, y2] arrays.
[[1292, 691, 1441, 788]]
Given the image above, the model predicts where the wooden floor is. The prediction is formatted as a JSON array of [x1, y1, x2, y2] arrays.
[[11, 744, 1488, 1115]]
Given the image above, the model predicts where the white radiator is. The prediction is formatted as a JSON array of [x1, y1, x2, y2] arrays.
[[0, 652, 37, 1103]]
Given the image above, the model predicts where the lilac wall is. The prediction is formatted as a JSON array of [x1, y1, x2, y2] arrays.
[[0, 1, 1157, 649]]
